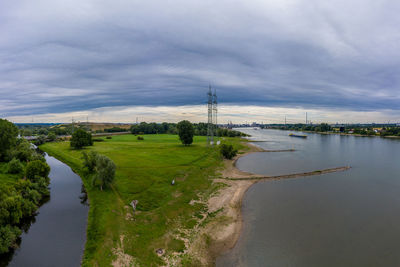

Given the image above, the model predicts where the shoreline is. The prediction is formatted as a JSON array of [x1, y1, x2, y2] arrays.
[[196, 140, 351, 266]]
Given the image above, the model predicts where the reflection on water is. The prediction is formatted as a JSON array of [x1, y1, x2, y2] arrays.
[[0, 154, 88, 267], [217, 129, 400, 267]]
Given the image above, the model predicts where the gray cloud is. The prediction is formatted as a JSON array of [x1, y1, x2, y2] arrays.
[[1, 0, 400, 117]]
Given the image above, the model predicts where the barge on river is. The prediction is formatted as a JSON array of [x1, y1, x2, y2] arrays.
[[289, 133, 307, 138]]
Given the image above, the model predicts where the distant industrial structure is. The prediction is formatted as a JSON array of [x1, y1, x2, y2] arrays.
[[207, 85, 218, 144]]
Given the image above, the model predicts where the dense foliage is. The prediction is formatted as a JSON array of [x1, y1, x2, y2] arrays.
[[220, 144, 238, 159], [70, 129, 93, 149], [0, 119, 50, 254], [0, 119, 19, 161], [25, 160, 51, 181], [104, 127, 126, 132], [177, 120, 194, 145]]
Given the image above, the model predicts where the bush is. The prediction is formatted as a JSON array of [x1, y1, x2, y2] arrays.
[[137, 136, 144, 140], [25, 160, 50, 181], [106, 136, 112, 139], [92, 138, 104, 142], [220, 144, 237, 159], [8, 158, 24, 174], [70, 129, 93, 149]]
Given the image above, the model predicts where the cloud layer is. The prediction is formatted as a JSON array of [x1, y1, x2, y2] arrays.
[[1, 0, 400, 120]]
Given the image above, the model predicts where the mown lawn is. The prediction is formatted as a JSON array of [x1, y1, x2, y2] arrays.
[[40, 134, 245, 266]]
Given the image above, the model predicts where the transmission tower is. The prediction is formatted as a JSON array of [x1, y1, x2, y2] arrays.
[[207, 85, 214, 144], [213, 87, 218, 136]]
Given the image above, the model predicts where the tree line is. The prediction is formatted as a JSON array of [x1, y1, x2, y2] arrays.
[[0, 119, 51, 254], [263, 123, 400, 136], [130, 122, 246, 137]]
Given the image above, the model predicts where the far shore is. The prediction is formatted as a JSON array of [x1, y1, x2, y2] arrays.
[[197, 140, 351, 265]]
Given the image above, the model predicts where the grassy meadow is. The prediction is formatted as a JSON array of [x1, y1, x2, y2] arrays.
[[40, 134, 246, 266]]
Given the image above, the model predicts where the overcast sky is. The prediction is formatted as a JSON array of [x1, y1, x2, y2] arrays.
[[1, 0, 400, 123]]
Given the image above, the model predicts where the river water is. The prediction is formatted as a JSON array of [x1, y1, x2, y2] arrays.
[[0, 154, 88, 267], [217, 129, 400, 266]]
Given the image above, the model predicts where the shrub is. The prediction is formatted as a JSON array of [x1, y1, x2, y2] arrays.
[[7, 158, 24, 174], [25, 160, 50, 181], [92, 138, 104, 142], [106, 136, 112, 139], [137, 136, 144, 140], [220, 144, 237, 159]]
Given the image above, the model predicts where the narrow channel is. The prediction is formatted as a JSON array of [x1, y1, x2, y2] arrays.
[[0, 154, 88, 267]]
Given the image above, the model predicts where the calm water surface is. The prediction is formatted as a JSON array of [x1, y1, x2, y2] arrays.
[[0, 154, 88, 267], [217, 129, 400, 267]]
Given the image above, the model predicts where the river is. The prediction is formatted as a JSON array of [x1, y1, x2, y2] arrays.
[[0, 154, 88, 267], [217, 128, 400, 266]]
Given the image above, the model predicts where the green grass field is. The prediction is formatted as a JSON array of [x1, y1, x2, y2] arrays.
[[40, 134, 245, 266]]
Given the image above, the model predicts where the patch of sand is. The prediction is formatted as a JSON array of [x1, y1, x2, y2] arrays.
[[112, 235, 136, 267]]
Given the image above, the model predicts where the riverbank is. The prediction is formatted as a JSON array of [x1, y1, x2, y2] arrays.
[[40, 134, 250, 266], [197, 141, 351, 265]]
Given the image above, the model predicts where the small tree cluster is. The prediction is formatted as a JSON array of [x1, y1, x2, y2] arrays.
[[70, 129, 93, 149], [220, 144, 238, 159], [177, 120, 194, 145]]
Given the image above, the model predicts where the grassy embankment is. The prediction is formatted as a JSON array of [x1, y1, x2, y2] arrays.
[[40, 134, 246, 266]]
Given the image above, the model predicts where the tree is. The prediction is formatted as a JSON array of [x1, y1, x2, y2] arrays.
[[220, 144, 238, 159], [47, 132, 57, 141], [25, 160, 50, 181], [70, 129, 93, 149], [82, 151, 98, 173], [11, 140, 33, 162], [177, 120, 194, 145], [92, 155, 116, 190], [320, 123, 331, 132], [0, 225, 21, 253], [7, 158, 24, 174], [0, 119, 19, 161]]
